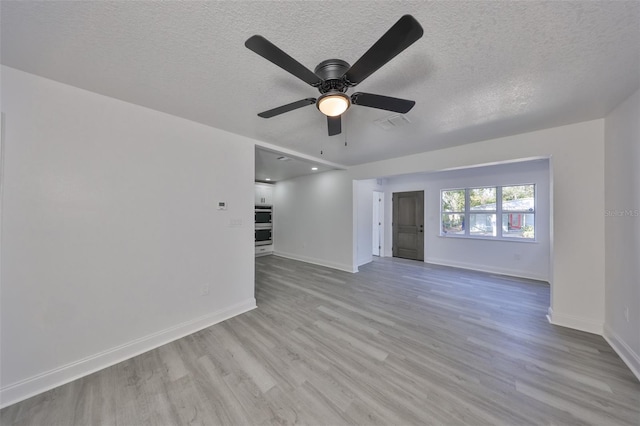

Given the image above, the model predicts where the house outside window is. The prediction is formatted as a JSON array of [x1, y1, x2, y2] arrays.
[[441, 184, 535, 240]]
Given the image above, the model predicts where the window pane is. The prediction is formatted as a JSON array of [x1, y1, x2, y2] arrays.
[[502, 214, 535, 238], [502, 185, 535, 212], [442, 214, 465, 235], [441, 190, 465, 212], [469, 187, 496, 211], [469, 213, 496, 236]]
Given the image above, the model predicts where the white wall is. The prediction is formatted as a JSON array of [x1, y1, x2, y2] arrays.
[[604, 89, 640, 378], [0, 67, 257, 407], [381, 160, 550, 281], [273, 170, 355, 272], [354, 179, 383, 267], [349, 120, 606, 335]]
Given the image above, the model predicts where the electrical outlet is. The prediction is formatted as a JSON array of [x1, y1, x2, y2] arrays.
[[624, 306, 629, 322], [201, 284, 210, 296]]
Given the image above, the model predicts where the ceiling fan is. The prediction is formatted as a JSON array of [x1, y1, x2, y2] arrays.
[[245, 15, 424, 136]]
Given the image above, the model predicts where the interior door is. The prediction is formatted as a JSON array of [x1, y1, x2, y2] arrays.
[[392, 191, 424, 261], [372, 192, 383, 256]]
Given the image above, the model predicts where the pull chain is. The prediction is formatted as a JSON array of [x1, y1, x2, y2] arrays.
[[344, 116, 348, 147]]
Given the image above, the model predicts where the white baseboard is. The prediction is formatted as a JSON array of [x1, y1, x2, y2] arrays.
[[546, 307, 603, 335], [603, 324, 640, 381], [0, 298, 257, 409], [273, 251, 357, 273], [425, 257, 548, 282], [357, 256, 373, 268]]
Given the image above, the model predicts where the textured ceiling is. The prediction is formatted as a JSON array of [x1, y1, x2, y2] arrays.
[[2, 1, 639, 169], [255, 147, 340, 183]]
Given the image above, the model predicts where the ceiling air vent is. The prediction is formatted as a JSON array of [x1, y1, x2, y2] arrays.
[[374, 114, 411, 131]]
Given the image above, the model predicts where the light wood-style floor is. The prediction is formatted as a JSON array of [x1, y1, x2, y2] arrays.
[[2, 255, 639, 425]]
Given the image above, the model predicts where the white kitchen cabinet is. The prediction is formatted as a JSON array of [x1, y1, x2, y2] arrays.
[[255, 244, 273, 256], [255, 183, 274, 205]]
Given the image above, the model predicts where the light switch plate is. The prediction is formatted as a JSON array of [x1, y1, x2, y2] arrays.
[[229, 218, 243, 227]]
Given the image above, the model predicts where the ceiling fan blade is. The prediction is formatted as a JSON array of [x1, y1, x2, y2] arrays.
[[327, 115, 342, 136], [245, 35, 323, 87], [351, 92, 415, 113], [257, 98, 316, 118], [344, 15, 423, 86]]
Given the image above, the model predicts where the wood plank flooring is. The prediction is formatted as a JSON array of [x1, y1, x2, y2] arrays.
[[2, 256, 639, 425]]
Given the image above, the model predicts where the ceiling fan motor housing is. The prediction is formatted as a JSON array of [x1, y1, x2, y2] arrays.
[[314, 59, 351, 94]]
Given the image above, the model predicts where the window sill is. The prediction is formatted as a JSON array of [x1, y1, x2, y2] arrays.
[[438, 234, 538, 243]]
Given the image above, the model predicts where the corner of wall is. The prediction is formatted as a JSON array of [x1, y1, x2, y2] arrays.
[[603, 325, 640, 381], [546, 307, 604, 335]]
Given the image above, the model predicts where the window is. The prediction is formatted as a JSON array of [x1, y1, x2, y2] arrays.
[[501, 185, 535, 239], [441, 189, 465, 235], [469, 187, 496, 236], [441, 184, 535, 240]]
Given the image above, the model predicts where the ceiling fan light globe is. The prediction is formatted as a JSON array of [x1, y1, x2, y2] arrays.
[[317, 93, 350, 117]]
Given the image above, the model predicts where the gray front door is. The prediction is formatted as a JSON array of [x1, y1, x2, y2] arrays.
[[392, 191, 424, 261]]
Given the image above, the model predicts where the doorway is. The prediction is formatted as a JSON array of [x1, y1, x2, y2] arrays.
[[392, 190, 424, 261], [372, 191, 384, 256]]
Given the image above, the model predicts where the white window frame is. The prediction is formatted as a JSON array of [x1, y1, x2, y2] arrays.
[[440, 184, 536, 242], [440, 189, 466, 236]]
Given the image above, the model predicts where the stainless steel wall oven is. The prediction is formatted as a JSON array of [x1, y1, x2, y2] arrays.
[[255, 205, 272, 225], [255, 226, 272, 246], [255, 205, 273, 246]]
